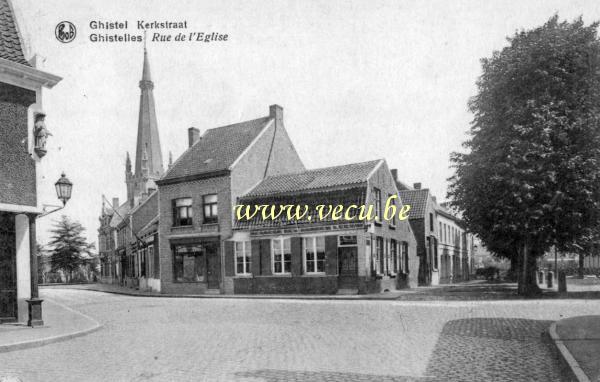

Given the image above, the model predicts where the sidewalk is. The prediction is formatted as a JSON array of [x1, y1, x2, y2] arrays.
[[41, 282, 421, 300], [548, 315, 600, 382], [42, 280, 531, 301], [0, 298, 101, 353]]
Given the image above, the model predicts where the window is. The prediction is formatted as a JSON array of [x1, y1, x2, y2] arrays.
[[148, 245, 154, 278], [376, 237, 383, 274], [433, 238, 438, 270], [173, 198, 193, 226], [373, 188, 382, 223], [389, 194, 397, 227], [203, 194, 218, 223], [304, 236, 325, 273], [429, 213, 434, 231], [391, 239, 398, 273], [272, 238, 291, 274], [235, 241, 251, 275], [402, 242, 409, 273], [339, 235, 357, 246], [140, 247, 146, 277], [173, 245, 204, 282]]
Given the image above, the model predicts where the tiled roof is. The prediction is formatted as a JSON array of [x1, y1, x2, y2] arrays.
[[244, 160, 382, 198], [398, 189, 430, 219], [235, 188, 367, 230], [0, 0, 30, 66], [161, 117, 272, 181]]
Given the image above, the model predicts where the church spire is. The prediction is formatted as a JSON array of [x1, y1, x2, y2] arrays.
[[134, 45, 163, 179]]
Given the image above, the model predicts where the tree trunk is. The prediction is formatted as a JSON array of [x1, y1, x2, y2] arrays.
[[517, 242, 541, 296], [578, 251, 585, 279]]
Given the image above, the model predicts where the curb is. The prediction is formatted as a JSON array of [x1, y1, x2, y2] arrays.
[[547, 322, 591, 382], [0, 300, 103, 354]]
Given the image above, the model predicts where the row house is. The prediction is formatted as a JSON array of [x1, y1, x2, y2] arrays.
[[230, 160, 418, 294], [397, 181, 474, 286], [436, 203, 474, 283], [0, 0, 61, 325], [397, 184, 439, 286]]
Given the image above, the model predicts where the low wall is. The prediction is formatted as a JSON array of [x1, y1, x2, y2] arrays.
[[234, 276, 338, 294]]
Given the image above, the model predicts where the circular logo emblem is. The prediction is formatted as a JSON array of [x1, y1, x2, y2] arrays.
[[55, 21, 76, 43]]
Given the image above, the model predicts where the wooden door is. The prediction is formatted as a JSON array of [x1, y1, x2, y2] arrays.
[[338, 247, 358, 288], [206, 242, 221, 289], [0, 213, 17, 322]]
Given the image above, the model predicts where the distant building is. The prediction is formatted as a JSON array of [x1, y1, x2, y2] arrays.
[[0, 0, 61, 324], [435, 203, 474, 284], [398, 185, 439, 286], [98, 47, 163, 291]]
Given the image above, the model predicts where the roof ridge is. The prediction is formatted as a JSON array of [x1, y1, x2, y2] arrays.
[[206, 115, 272, 132], [260, 159, 383, 180]]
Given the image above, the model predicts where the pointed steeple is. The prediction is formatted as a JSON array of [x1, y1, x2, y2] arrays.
[[125, 151, 132, 174], [134, 45, 163, 178]]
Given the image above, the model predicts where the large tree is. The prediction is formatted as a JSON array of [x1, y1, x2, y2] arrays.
[[48, 215, 96, 283], [449, 16, 600, 295]]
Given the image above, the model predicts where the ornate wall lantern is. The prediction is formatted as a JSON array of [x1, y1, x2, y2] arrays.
[[55, 173, 73, 206], [40, 173, 73, 217]]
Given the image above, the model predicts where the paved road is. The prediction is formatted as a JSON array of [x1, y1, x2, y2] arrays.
[[2, 289, 600, 381]]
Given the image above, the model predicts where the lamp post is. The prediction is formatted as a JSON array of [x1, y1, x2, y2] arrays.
[[28, 173, 73, 326]]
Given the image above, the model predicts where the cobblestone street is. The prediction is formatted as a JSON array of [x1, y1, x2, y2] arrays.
[[2, 288, 600, 381]]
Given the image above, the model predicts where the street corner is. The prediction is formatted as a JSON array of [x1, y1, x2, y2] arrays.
[[549, 315, 600, 382], [0, 298, 101, 354]]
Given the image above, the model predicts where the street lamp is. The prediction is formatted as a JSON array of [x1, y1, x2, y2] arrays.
[[29, 173, 73, 326], [55, 173, 73, 206], [39, 173, 73, 217]]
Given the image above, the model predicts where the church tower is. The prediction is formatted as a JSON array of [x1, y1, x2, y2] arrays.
[[126, 46, 164, 207]]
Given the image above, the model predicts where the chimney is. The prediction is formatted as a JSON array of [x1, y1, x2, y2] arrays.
[[413, 183, 421, 190], [391, 169, 398, 181], [188, 127, 200, 148], [432, 196, 437, 203], [112, 197, 120, 208], [269, 104, 283, 126]]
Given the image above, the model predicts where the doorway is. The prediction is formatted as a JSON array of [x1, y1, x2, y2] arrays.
[[338, 246, 358, 289], [0, 213, 17, 322], [205, 242, 221, 289]]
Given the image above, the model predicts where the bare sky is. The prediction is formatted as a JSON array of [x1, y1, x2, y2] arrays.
[[13, 0, 600, 246]]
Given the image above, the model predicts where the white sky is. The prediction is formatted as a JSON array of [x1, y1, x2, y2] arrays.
[[13, 0, 600, 246]]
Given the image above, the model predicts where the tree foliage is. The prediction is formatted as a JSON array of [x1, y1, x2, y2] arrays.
[[448, 16, 600, 293], [48, 215, 96, 282]]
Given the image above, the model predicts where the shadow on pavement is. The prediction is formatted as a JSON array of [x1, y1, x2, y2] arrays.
[[235, 318, 561, 382]]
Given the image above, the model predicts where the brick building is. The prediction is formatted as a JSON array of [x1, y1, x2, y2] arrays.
[[0, 0, 61, 324], [155, 105, 304, 294], [231, 160, 418, 294]]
